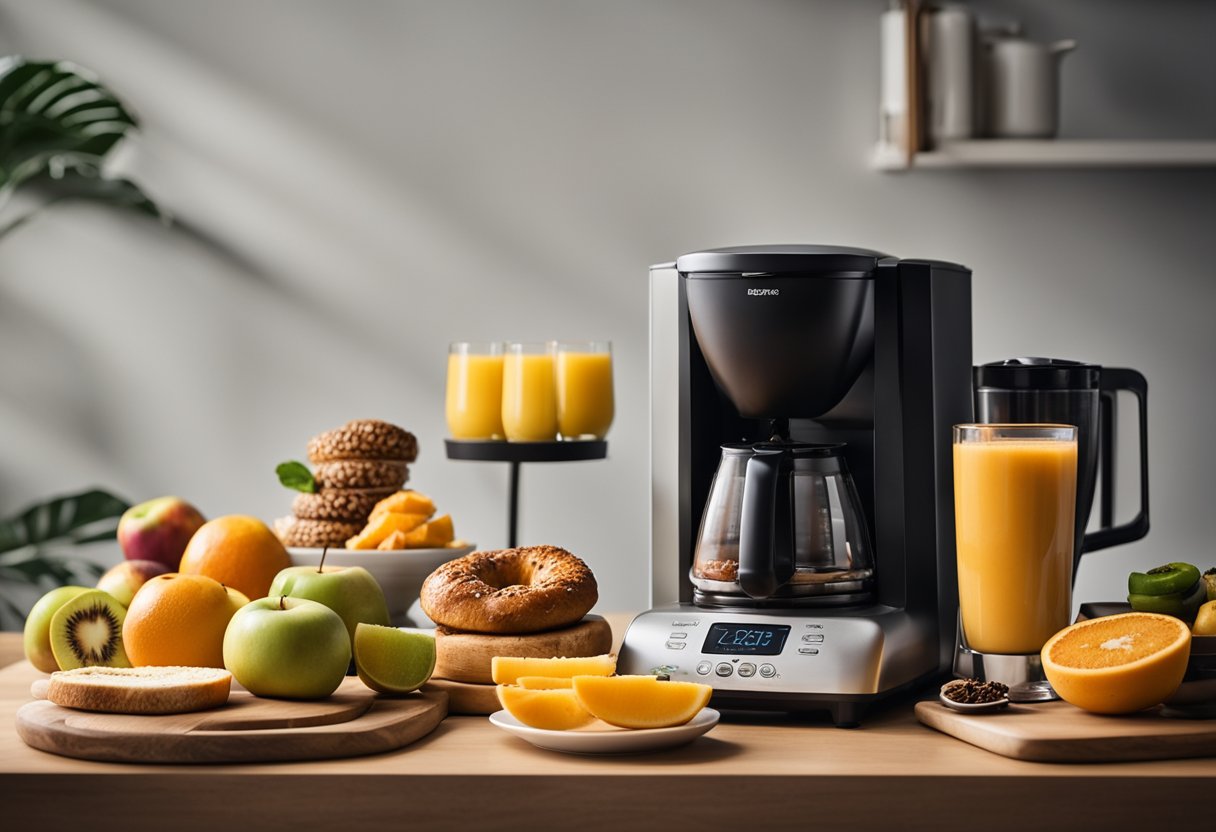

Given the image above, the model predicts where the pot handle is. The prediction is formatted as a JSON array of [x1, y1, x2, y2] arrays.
[[1051, 39, 1078, 57], [1083, 368, 1149, 553], [738, 448, 794, 599]]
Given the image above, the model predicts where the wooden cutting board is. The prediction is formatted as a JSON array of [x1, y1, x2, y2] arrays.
[[16, 676, 447, 764], [916, 700, 1216, 763]]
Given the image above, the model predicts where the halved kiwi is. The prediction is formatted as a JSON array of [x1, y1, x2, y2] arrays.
[[50, 590, 131, 670]]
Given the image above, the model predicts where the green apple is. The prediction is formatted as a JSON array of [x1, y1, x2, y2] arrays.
[[23, 586, 92, 672], [222, 596, 351, 699], [268, 565, 389, 648], [354, 623, 436, 694]]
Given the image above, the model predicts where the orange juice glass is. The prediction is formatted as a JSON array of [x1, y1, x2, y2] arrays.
[[445, 342, 505, 440], [555, 341, 614, 440], [502, 342, 557, 442], [953, 424, 1078, 655]]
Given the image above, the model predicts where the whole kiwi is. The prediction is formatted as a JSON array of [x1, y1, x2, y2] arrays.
[[50, 590, 132, 670]]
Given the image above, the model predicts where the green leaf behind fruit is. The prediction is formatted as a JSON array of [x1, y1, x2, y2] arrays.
[[0, 487, 130, 554], [0, 56, 166, 238], [276, 461, 317, 493]]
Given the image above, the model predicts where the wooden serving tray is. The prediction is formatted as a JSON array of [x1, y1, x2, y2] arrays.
[[16, 676, 447, 764], [916, 699, 1216, 763]]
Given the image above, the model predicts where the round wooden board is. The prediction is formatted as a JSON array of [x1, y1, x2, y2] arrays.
[[16, 677, 448, 764]]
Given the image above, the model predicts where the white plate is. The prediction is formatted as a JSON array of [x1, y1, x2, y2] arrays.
[[287, 545, 475, 560], [488, 708, 720, 755]]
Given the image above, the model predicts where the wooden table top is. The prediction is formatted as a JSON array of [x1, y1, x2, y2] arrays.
[[1, 625, 1211, 832]]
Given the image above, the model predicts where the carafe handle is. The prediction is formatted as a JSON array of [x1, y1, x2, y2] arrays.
[[738, 448, 794, 599], [1083, 368, 1149, 553]]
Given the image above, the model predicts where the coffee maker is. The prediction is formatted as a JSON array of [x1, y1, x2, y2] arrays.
[[618, 245, 972, 726]]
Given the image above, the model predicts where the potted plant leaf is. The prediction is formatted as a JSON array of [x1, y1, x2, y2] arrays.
[[0, 55, 165, 237]]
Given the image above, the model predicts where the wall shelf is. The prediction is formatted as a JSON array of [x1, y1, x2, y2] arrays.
[[872, 140, 1216, 171]]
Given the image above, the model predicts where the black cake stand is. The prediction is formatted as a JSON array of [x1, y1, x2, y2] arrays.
[[444, 439, 607, 548]]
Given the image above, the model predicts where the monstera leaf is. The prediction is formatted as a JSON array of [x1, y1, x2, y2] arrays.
[[0, 488, 130, 554], [0, 56, 164, 236], [0, 488, 131, 627]]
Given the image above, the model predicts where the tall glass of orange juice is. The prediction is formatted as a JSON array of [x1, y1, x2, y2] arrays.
[[555, 341, 614, 441], [445, 342, 504, 440], [953, 424, 1078, 655], [501, 342, 557, 442]]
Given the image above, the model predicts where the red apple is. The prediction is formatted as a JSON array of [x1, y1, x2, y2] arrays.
[[96, 559, 171, 607], [117, 496, 206, 570]]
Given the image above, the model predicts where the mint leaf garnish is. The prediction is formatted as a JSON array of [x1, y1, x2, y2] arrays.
[[276, 461, 316, 493]]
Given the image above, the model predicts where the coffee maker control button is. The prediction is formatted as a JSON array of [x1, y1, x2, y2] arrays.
[[668, 632, 687, 639], [798, 647, 820, 655], [737, 663, 756, 678], [696, 661, 712, 675], [758, 664, 776, 678], [801, 634, 824, 643], [665, 641, 687, 650], [715, 663, 734, 677]]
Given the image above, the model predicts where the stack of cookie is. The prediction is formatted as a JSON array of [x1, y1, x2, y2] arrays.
[[275, 419, 419, 549]]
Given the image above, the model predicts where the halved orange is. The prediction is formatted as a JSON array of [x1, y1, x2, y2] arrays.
[[1041, 612, 1191, 714], [572, 675, 712, 729], [496, 685, 594, 730]]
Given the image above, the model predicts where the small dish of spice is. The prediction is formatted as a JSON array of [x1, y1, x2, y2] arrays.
[[939, 678, 1010, 713]]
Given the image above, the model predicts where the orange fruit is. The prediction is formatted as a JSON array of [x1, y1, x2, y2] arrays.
[[496, 685, 595, 730], [123, 573, 249, 668], [571, 675, 712, 729], [179, 515, 290, 601], [1041, 612, 1192, 714]]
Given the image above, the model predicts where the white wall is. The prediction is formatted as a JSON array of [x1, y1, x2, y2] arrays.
[[1, 0, 1213, 620]]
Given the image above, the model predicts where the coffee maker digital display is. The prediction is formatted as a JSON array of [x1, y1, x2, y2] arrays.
[[702, 623, 791, 655], [618, 245, 973, 726]]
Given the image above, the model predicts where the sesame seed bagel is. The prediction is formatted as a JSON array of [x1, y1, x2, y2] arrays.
[[273, 516, 363, 549], [307, 419, 418, 463], [313, 459, 409, 490], [420, 546, 598, 634], [292, 487, 397, 522]]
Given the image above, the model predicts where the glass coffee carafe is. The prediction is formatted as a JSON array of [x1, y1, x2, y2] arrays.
[[691, 442, 875, 607]]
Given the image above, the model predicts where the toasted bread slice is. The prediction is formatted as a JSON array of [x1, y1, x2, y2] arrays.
[[39, 666, 232, 714]]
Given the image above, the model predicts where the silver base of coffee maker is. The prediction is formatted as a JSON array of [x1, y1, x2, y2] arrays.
[[619, 603, 942, 727]]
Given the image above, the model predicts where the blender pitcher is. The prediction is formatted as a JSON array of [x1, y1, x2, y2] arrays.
[[690, 443, 875, 607], [974, 357, 1149, 581]]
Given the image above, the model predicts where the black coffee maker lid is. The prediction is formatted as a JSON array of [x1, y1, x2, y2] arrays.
[[676, 245, 890, 277], [975, 357, 1100, 390]]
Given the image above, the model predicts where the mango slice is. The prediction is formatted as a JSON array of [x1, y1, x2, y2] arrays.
[[496, 685, 594, 730], [571, 675, 711, 729], [346, 511, 430, 550], [401, 514, 454, 549], [491, 654, 616, 686], [371, 491, 436, 520], [517, 676, 575, 690]]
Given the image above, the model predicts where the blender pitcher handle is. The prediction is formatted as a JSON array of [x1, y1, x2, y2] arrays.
[[738, 448, 793, 599], [1083, 368, 1150, 553]]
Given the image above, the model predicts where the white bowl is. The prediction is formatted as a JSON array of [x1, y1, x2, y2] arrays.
[[287, 544, 475, 626]]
